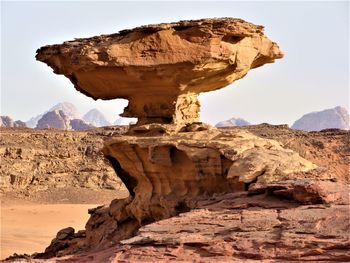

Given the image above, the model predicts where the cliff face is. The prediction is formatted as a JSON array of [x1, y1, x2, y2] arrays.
[[36, 18, 282, 127], [0, 127, 127, 203]]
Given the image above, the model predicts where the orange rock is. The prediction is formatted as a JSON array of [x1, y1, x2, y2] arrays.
[[36, 18, 283, 127]]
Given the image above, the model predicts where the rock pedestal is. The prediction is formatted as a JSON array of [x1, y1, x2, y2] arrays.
[[30, 18, 349, 262]]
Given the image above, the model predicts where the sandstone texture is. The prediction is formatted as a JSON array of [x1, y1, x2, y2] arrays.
[[28, 125, 320, 259], [4, 125, 349, 262], [36, 18, 283, 127], [7, 18, 349, 263], [241, 124, 350, 183], [292, 106, 350, 131], [0, 127, 128, 204]]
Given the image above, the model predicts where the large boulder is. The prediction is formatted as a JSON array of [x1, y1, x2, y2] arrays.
[[36, 18, 283, 127]]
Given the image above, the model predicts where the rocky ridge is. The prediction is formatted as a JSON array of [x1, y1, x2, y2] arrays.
[[1, 116, 27, 128], [36, 110, 72, 130], [292, 106, 349, 131], [215, 117, 251, 127], [0, 126, 128, 204], [4, 125, 349, 262]]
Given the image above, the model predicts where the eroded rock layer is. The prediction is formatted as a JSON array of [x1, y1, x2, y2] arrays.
[[36, 18, 283, 126], [32, 126, 317, 258], [0, 126, 128, 203]]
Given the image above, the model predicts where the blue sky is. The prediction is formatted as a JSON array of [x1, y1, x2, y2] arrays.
[[1, 1, 349, 125]]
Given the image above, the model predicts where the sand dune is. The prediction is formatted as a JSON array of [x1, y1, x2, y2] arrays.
[[1, 202, 98, 259]]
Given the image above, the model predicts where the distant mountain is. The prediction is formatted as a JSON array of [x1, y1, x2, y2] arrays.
[[0, 116, 26, 128], [292, 106, 349, 131], [215, 117, 251, 128], [36, 110, 71, 130], [26, 102, 80, 128], [114, 117, 137, 126], [83, 109, 111, 127], [70, 119, 95, 131], [50, 102, 80, 119], [26, 115, 43, 128]]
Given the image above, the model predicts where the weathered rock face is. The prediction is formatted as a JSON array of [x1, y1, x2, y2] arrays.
[[36, 110, 71, 130], [0, 127, 128, 203], [27, 161, 349, 262], [5, 126, 349, 262], [32, 126, 317, 258], [36, 18, 283, 127], [116, 180, 349, 262], [239, 124, 350, 183], [102, 127, 315, 221], [22, 17, 348, 263]]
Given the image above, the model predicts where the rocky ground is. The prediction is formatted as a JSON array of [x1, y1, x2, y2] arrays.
[[239, 124, 349, 183], [0, 126, 128, 204], [3, 124, 348, 262]]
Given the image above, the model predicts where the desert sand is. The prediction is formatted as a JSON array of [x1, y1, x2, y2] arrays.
[[0, 199, 97, 259]]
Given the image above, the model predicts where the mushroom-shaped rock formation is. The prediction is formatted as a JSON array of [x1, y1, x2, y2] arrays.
[[31, 19, 331, 260], [36, 18, 283, 127]]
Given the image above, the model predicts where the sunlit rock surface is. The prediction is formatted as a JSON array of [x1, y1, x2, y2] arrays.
[[15, 18, 347, 263], [36, 18, 283, 127]]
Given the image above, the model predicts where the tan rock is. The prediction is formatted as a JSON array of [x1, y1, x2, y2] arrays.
[[0, 127, 128, 203], [23, 18, 348, 263], [36, 18, 283, 127]]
